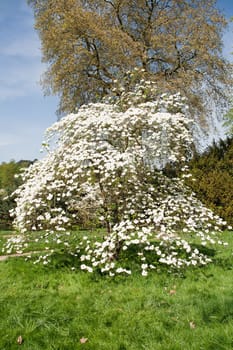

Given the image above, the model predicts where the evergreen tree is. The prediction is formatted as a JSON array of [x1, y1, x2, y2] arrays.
[[187, 138, 233, 225]]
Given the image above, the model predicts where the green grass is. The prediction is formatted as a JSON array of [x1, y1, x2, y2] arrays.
[[0, 231, 232, 350]]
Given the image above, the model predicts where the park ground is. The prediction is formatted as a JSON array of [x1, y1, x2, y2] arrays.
[[0, 230, 232, 350]]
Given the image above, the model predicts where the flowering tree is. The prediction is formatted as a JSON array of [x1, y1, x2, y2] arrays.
[[6, 83, 228, 275]]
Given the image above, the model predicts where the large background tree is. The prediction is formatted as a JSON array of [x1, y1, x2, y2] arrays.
[[28, 0, 231, 115]]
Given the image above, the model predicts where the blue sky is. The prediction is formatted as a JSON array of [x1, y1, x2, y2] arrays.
[[0, 0, 233, 163]]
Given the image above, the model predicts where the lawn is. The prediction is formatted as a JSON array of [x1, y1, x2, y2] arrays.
[[0, 230, 232, 350]]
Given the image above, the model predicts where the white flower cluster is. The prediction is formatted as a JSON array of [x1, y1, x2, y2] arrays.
[[2, 235, 27, 255], [6, 89, 228, 275], [105, 68, 188, 114]]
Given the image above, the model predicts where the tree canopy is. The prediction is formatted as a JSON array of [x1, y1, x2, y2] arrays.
[[28, 0, 231, 115]]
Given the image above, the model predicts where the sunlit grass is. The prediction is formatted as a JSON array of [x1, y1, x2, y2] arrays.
[[0, 230, 232, 349]]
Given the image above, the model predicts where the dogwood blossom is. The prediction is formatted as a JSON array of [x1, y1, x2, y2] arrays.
[[5, 83, 227, 275]]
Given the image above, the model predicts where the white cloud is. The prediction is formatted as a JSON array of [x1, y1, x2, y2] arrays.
[[0, 134, 19, 147], [0, 36, 41, 58], [0, 0, 58, 163], [0, 130, 25, 153], [0, 86, 29, 100], [222, 22, 233, 61], [0, 125, 44, 161], [0, 60, 44, 100], [0, 0, 46, 101]]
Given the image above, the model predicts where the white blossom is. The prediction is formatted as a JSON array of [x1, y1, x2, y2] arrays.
[[5, 82, 228, 275]]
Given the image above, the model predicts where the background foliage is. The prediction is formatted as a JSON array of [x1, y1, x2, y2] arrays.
[[0, 160, 33, 229], [187, 137, 233, 225]]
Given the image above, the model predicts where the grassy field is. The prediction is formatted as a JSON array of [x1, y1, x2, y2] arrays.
[[0, 230, 232, 350]]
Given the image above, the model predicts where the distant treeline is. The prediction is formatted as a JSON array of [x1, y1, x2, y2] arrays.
[[0, 160, 34, 229]]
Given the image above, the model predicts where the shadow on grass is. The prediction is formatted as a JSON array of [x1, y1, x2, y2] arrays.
[[31, 238, 232, 277], [49, 250, 82, 269]]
